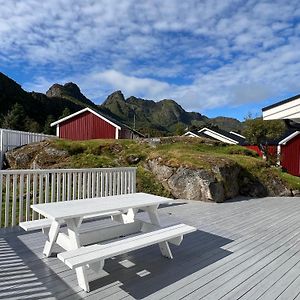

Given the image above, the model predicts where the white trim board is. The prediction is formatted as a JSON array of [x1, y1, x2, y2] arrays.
[[230, 131, 245, 138], [50, 107, 121, 130], [183, 131, 200, 138], [198, 128, 239, 144], [279, 131, 300, 145]]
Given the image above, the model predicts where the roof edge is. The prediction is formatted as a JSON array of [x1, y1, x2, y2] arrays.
[[198, 127, 239, 144], [279, 131, 300, 145], [183, 131, 200, 138], [262, 94, 300, 112], [50, 107, 121, 130], [230, 131, 245, 139]]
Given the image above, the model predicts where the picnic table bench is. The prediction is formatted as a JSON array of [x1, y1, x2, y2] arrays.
[[20, 192, 196, 292], [19, 210, 124, 232]]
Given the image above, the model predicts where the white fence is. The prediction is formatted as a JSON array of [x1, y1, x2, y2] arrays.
[[0, 167, 136, 228], [0, 128, 54, 169]]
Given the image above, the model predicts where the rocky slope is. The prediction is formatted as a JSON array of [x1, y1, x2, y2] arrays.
[[4, 138, 297, 202]]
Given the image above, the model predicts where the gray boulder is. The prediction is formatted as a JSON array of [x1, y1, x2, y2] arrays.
[[147, 159, 228, 202], [4, 140, 68, 169]]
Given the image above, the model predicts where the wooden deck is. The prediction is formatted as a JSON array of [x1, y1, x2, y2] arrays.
[[2, 196, 300, 299]]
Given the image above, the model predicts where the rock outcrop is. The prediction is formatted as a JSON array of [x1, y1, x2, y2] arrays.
[[147, 158, 239, 202], [4, 141, 68, 169], [146, 158, 291, 202]]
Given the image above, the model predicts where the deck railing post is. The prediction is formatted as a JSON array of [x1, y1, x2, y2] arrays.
[[0, 167, 136, 228], [0, 129, 3, 169]]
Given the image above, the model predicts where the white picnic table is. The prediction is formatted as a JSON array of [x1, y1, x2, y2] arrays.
[[30, 192, 195, 292]]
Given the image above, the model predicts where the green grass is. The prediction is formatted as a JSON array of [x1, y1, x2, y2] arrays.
[[49, 137, 300, 198], [280, 172, 300, 190], [51, 137, 268, 172]]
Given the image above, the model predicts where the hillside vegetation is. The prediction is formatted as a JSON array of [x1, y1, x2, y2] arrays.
[[5, 137, 300, 201]]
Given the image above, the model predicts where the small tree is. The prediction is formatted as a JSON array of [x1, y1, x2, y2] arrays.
[[24, 117, 41, 132], [243, 115, 286, 162], [1, 103, 26, 130], [59, 107, 71, 119], [175, 123, 185, 136], [43, 115, 56, 134]]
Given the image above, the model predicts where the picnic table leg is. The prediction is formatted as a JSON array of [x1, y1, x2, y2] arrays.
[[43, 220, 60, 257], [112, 208, 138, 224], [65, 218, 90, 292], [146, 206, 173, 259]]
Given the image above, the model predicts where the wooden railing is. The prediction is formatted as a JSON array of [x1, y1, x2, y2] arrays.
[[0, 167, 136, 228], [0, 128, 54, 169]]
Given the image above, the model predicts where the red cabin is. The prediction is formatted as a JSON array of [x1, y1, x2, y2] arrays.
[[51, 107, 143, 140], [279, 131, 300, 176], [245, 131, 300, 177], [244, 145, 277, 158]]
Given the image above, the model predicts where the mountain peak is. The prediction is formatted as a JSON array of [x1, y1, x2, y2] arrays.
[[101, 93, 208, 133], [63, 82, 81, 93], [46, 82, 81, 98], [46, 82, 95, 107], [103, 90, 125, 106]]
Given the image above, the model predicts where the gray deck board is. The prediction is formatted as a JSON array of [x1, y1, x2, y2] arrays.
[[2, 196, 300, 299], [161, 219, 300, 299]]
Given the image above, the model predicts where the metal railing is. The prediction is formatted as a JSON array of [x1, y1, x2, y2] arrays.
[[0, 167, 136, 227], [0, 128, 54, 168]]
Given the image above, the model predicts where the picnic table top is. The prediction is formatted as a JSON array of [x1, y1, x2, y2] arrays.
[[31, 192, 171, 221]]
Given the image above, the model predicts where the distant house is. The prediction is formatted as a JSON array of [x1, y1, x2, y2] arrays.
[[262, 94, 300, 128], [185, 121, 300, 177], [183, 127, 276, 158], [183, 127, 246, 145], [50, 107, 144, 140], [251, 130, 300, 175], [262, 94, 300, 176], [245, 129, 300, 176]]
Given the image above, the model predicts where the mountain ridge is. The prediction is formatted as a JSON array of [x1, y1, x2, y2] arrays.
[[0, 72, 243, 135], [100, 90, 208, 134]]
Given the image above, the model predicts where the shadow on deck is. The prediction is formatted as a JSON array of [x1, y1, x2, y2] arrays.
[[0, 227, 233, 299]]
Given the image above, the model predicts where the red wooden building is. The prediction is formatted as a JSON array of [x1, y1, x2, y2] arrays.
[[244, 145, 277, 158], [279, 131, 300, 176], [50, 107, 143, 140], [245, 131, 300, 177], [262, 94, 300, 177]]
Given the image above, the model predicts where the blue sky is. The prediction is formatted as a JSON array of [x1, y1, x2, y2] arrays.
[[1, 0, 300, 120]]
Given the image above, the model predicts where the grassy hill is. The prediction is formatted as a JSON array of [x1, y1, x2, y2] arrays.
[[6, 137, 299, 200]]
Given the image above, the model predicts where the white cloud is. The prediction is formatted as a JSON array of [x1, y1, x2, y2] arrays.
[[24, 76, 60, 93], [1, 0, 300, 115]]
